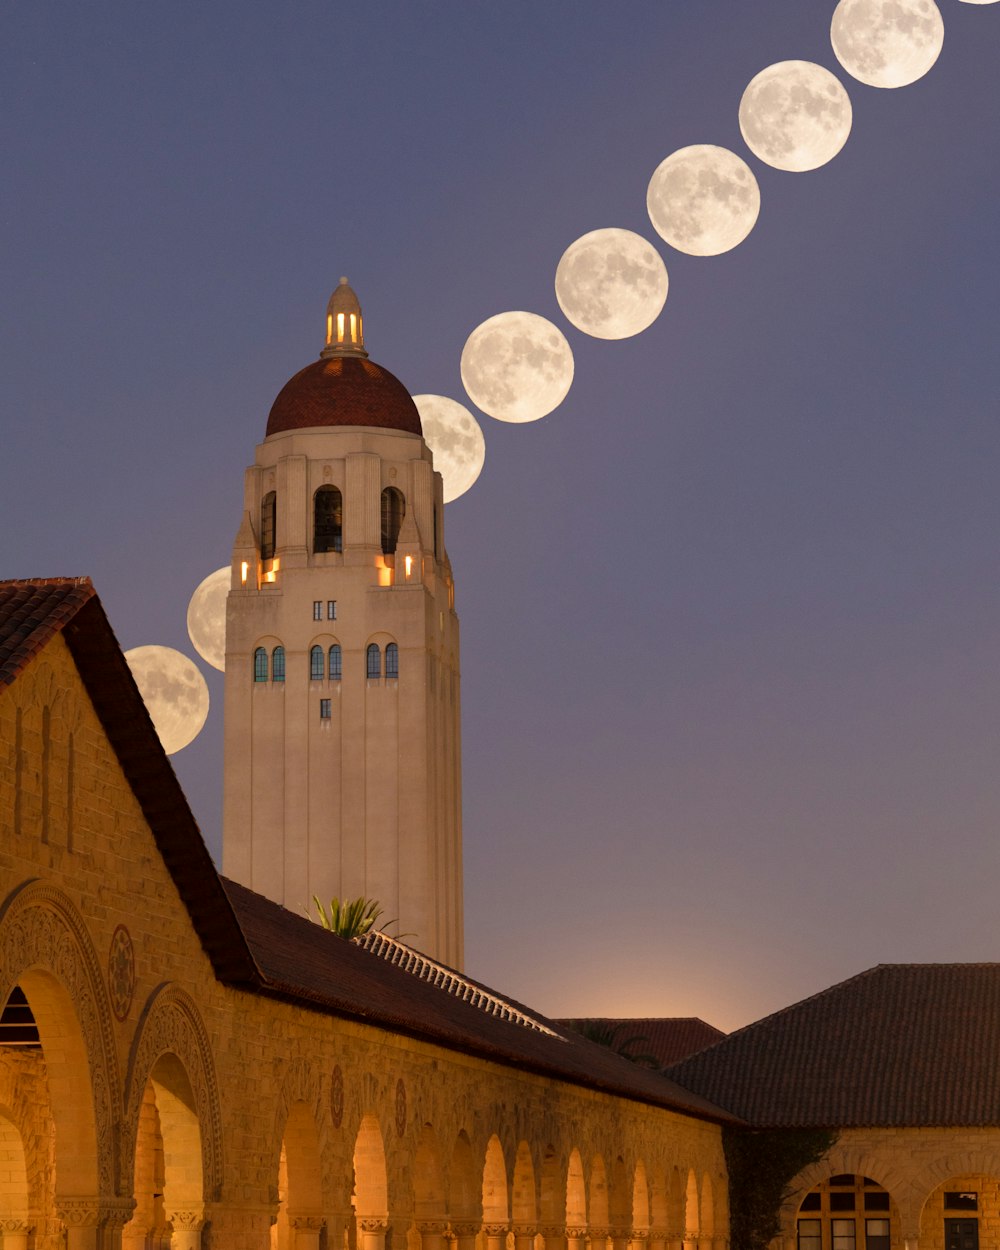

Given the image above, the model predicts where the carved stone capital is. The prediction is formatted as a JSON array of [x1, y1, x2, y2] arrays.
[[452, 1225, 481, 1239], [566, 1230, 588, 1243], [631, 1234, 650, 1244], [290, 1216, 326, 1232], [483, 1226, 509, 1240], [512, 1228, 537, 1241], [56, 1201, 102, 1229], [359, 1220, 389, 1235], [589, 1230, 611, 1243], [537, 1228, 566, 1242], [170, 1212, 206, 1233], [0, 1221, 33, 1235]]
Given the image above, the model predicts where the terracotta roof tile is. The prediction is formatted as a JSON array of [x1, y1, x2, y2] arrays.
[[665, 964, 1000, 1127], [0, 578, 96, 687], [266, 356, 422, 437]]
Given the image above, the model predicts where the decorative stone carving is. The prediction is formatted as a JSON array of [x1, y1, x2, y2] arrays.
[[451, 1225, 481, 1239], [331, 1063, 345, 1127], [107, 924, 135, 1021], [123, 983, 224, 1202], [0, 882, 122, 1196], [0, 1221, 33, 1235], [290, 1217, 326, 1231], [359, 1220, 389, 1234], [482, 1227, 509, 1239]]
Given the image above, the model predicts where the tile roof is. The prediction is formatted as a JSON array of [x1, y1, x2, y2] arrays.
[[1, 577, 735, 1126], [557, 1017, 727, 1068], [665, 964, 1000, 1127], [266, 356, 423, 436], [223, 879, 737, 1123]]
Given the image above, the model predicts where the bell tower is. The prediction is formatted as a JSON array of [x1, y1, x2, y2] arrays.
[[222, 280, 463, 968]]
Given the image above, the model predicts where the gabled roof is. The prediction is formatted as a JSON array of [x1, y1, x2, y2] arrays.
[[223, 878, 736, 1123], [1, 577, 735, 1126], [665, 963, 1000, 1127], [558, 1017, 727, 1068]]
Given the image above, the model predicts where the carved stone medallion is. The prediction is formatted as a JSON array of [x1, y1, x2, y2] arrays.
[[108, 924, 135, 1021]]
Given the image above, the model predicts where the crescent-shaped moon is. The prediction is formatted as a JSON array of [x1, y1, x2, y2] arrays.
[[412, 394, 487, 503], [186, 566, 229, 672]]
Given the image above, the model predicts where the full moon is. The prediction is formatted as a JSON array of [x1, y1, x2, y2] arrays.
[[831, 0, 944, 88], [186, 566, 229, 672], [647, 144, 761, 256], [124, 645, 210, 755], [460, 311, 574, 423], [412, 394, 486, 503], [554, 228, 668, 339], [739, 60, 853, 172]]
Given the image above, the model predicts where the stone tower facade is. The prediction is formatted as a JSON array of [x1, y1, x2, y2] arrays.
[[222, 280, 463, 968]]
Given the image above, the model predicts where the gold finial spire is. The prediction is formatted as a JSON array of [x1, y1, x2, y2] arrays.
[[321, 276, 368, 359]]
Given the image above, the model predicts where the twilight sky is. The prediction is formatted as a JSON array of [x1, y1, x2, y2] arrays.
[[3, 3, 999, 1031]]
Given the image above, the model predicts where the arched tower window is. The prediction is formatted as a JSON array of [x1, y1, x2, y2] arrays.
[[385, 642, 399, 679], [366, 644, 381, 680], [261, 491, 277, 561], [314, 485, 343, 553], [309, 646, 324, 681], [253, 647, 268, 682], [381, 487, 405, 556], [272, 645, 286, 682], [329, 644, 342, 681]]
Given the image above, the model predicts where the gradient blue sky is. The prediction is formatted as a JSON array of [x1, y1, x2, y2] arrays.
[[3, 3, 999, 1030]]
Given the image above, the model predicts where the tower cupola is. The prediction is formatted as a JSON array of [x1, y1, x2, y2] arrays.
[[322, 277, 367, 358]]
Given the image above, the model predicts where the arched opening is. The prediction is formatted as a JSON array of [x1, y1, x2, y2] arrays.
[[381, 488, 405, 556], [272, 646, 286, 683], [633, 1161, 650, 1236], [566, 1148, 587, 1236], [699, 1175, 713, 1250], [385, 643, 399, 680], [124, 1052, 204, 1250], [353, 1115, 388, 1250], [254, 647, 269, 682], [539, 1146, 564, 1232], [0, 1111, 30, 1232], [919, 1175, 1000, 1250], [261, 491, 277, 561], [314, 486, 343, 554], [413, 1124, 446, 1225], [482, 1135, 509, 1227], [272, 1101, 324, 1250], [310, 646, 324, 682], [511, 1142, 537, 1232], [796, 1175, 898, 1250], [589, 1155, 610, 1233], [366, 645, 381, 680], [684, 1171, 699, 1249], [649, 1168, 669, 1244], [329, 645, 342, 681], [449, 1130, 479, 1224]]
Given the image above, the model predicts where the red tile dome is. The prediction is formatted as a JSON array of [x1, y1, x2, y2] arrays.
[[266, 356, 422, 437]]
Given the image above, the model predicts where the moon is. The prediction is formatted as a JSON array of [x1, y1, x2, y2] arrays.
[[554, 228, 668, 339], [831, 0, 944, 88], [186, 566, 229, 671], [412, 394, 486, 503], [124, 645, 210, 755], [460, 311, 574, 423], [739, 60, 853, 172], [647, 144, 761, 256]]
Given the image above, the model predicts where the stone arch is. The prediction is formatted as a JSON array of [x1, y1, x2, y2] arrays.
[[511, 1141, 537, 1230], [354, 1114, 389, 1224], [566, 1149, 587, 1231], [124, 983, 223, 1203], [913, 1154, 1000, 1217], [539, 1146, 563, 1229], [449, 1131, 479, 1224], [589, 1155, 610, 1233], [0, 880, 121, 1199], [778, 1151, 908, 1238], [633, 1161, 650, 1234], [482, 1135, 509, 1227], [684, 1171, 699, 1241]]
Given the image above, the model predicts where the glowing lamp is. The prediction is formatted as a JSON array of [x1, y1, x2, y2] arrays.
[[241, 560, 249, 586], [404, 555, 413, 578]]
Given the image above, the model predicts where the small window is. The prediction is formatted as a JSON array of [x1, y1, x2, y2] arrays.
[[329, 645, 342, 681], [800, 1194, 822, 1212], [830, 1177, 856, 1187], [381, 487, 405, 555], [253, 647, 268, 682], [327, 599, 337, 620], [272, 646, 285, 682], [832, 1220, 856, 1250], [864, 1195, 890, 1212], [310, 646, 324, 681], [367, 643, 381, 679], [385, 642, 398, 678], [866, 1220, 890, 1250], [831, 1195, 856, 1212], [313, 601, 322, 621], [261, 491, 276, 561], [945, 1196, 978, 1212], [798, 1221, 822, 1250], [319, 698, 332, 720], [314, 485, 343, 553]]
